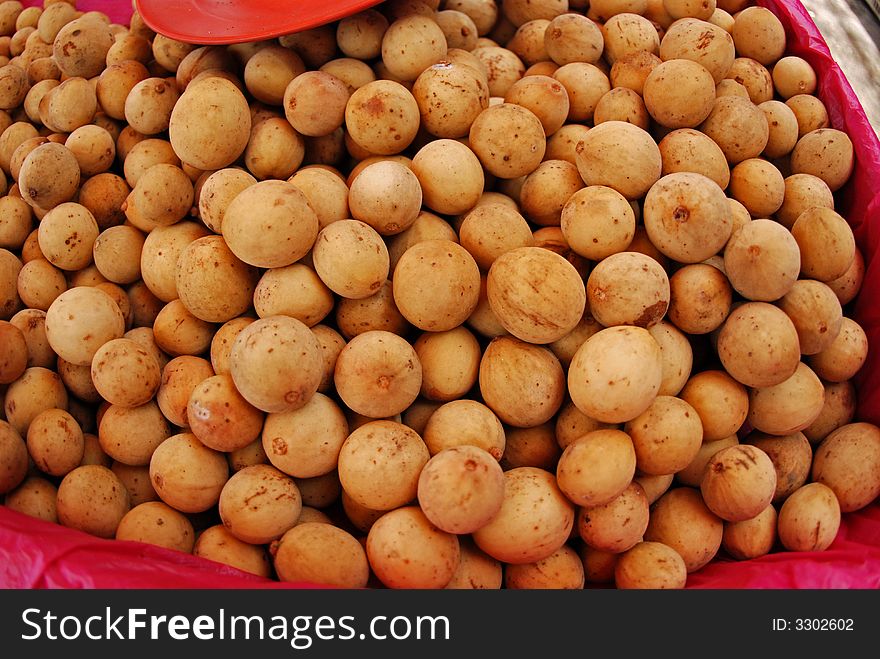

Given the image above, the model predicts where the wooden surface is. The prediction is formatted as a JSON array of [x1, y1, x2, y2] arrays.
[[800, 0, 880, 136]]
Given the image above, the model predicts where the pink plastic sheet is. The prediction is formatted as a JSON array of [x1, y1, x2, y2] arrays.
[[2, 0, 879, 589]]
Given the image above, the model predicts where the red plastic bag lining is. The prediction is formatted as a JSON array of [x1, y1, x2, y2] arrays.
[[2, 0, 879, 589]]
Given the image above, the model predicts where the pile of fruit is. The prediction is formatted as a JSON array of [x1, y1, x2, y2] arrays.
[[1, 0, 879, 589]]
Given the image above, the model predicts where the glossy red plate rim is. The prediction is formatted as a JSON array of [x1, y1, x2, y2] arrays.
[[134, 0, 386, 45]]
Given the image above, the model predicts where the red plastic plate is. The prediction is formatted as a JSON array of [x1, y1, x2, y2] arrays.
[[134, 0, 386, 44]]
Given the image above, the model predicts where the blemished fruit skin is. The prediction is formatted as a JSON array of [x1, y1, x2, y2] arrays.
[[0, 0, 873, 591]]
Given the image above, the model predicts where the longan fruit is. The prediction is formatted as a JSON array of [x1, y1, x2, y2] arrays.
[[175, 235, 259, 324], [731, 6, 786, 66], [98, 401, 171, 467], [459, 203, 534, 270], [283, 71, 349, 138], [52, 15, 113, 78], [140, 221, 209, 303], [334, 330, 422, 419], [16, 258, 66, 311], [122, 137, 179, 188], [205, 317, 253, 377], [469, 103, 545, 179], [473, 466, 573, 565], [311, 219, 389, 300], [124, 77, 179, 136], [578, 482, 650, 554], [229, 316, 323, 414], [777, 482, 840, 552], [585, 251, 669, 329], [194, 524, 270, 577], [603, 12, 660, 64], [790, 207, 855, 283], [151, 299, 215, 357], [759, 100, 799, 159], [337, 9, 389, 59], [18, 141, 80, 210], [519, 159, 584, 227], [560, 185, 634, 261], [776, 173, 834, 230], [380, 14, 448, 82], [625, 395, 703, 475], [575, 120, 661, 200], [344, 79, 420, 155], [827, 247, 866, 305], [643, 172, 731, 264], [722, 504, 777, 561], [418, 445, 505, 534], [274, 522, 369, 588], [91, 338, 161, 408], [745, 431, 813, 503], [56, 464, 130, 538], [551, 62, 610, 124], [480, 336, 565, 428], [786, 93, 829, 138], [222, 179, 318, 269], [78, 173, 130, 231], [717, 302, 801, 388], [156, 355, 215, 428], [8, 309, 54, 369], [0, 419, 28, 495], [168, 77, 251, 170], [124, 163, 194, 232], [667, 263, 731, 335], [772, 56, 817, 99], [544, 12, 603, 65], [367, 506, 460, 589], [111, 462, 158, 507], [115, 501, 194, 553], [187, 374, 264, 453], [262, 392, 348, 479], [644, 58, 715, 128], [45, 286, 124, 366], [556, 429, 636, 507], [287, 166, 350, 230], [699, 95, 768, 164], [724, 218, 800, 302], [807, 317, 868, 384], [219, 464, 301, 545], [488, 246, 586, 343], [445, 539, 503, 590], [36, 202, 99, 272], [39, 76, 98, 133], [0, 319, 27, 384], [3, 475, 57, 522], [659, 18, 734, 83], [790, 128, 854, 192], [610, 49, 661, 95], [505, 544, 585, 589], [393, 239, 480, 331], [645, 487, 722, 572], [349, 160, 422, 235], [444, 0, 498, 35], [412, 138, 486, 215], [414, 327, 481, 402], [615, 541, 687, 589], [243, 44, 306, 105], [778, 279, 843, 356], [253, 264, 334, 328], [471, 44, 525, 96], [148, 432, 228, 514], [338, 420, 429, 511]]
